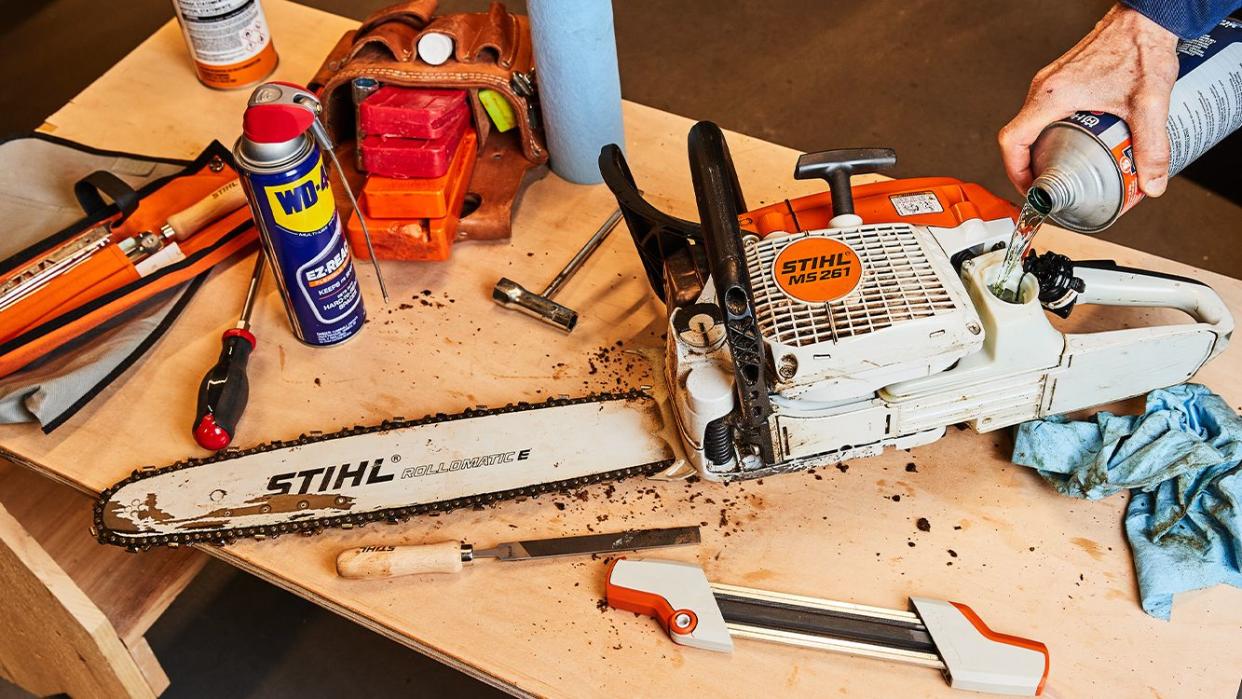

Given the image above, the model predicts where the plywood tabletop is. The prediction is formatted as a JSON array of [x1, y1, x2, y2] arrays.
[[8, 1, 1242, 696]]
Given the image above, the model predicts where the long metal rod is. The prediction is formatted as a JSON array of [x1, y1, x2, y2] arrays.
[[710, 581, 944, 668], [710, 582, 923, 625], [727, 623, 946, 670], [0, 231, 112, 311], [321, 144, 388, 303], [541, 207, 625, 298], [237, 250, 266, 331]]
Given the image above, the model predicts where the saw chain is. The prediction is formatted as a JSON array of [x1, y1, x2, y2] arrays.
[[93, 390, 674, 551]]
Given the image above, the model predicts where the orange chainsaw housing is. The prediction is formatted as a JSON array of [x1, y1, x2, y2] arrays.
[[739, 177, 1018, 235]]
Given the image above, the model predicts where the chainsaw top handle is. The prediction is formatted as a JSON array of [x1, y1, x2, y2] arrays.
[[686, 121, 775, 466]]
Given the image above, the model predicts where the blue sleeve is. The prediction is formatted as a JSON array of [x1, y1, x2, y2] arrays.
[[1121, 0, 1242, 38]]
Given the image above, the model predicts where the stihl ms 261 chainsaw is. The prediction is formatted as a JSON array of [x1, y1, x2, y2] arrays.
[[601, 122, 1232, 480], [94, 122, 1232, 548]]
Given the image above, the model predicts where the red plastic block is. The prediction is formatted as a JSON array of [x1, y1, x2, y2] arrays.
[[359, 87, 468, 140], [362, 129, 477, 219], [360, 108, 469, 178]]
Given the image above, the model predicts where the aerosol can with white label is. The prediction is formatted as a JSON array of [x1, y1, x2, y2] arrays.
[[1028, 18, 1242, 232]]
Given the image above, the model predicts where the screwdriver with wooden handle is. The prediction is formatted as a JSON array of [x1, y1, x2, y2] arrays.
[[336, 526, 701, 579]]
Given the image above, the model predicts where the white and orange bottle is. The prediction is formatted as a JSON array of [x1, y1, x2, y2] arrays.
[[171, 0, 279, 90]]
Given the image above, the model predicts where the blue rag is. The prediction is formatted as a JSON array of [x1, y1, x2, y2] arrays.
[[1011, 384, 1242, 620]]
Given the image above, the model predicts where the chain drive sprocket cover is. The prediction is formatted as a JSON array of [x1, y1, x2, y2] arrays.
[[94, 391, 673, 550]]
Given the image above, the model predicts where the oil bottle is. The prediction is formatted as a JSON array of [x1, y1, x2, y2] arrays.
[[991, 18, 1242, 301], [1027, 18, 1242, 232]]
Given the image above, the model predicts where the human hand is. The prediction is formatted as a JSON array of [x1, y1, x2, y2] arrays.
[[998, 3, 1179, 197]]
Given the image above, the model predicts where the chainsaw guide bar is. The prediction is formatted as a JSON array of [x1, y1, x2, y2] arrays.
[[94, 391, 674, 550]]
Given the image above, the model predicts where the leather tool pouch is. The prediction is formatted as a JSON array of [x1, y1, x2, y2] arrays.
[[0, 134, 256, 431], [309, 0, 546, 258]]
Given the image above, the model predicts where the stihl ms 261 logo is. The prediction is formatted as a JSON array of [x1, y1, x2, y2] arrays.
[[772, 237, 863, 304], [265, 450, 533, 495]]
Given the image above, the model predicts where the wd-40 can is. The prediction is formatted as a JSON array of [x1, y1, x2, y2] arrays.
[[235, 83, 366, 346], [1029, 18, 1242, 232]]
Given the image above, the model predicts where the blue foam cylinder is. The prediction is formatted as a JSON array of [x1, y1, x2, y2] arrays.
[[527, 0, 625, 184]]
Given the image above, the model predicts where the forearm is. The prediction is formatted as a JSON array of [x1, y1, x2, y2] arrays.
[[1121, 0, 1242, 38]]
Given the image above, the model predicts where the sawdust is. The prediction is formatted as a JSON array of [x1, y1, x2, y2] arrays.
[[578, 341, 644, 392]]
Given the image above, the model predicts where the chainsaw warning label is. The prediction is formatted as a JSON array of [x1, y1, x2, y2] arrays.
[[889, 191, 944, 216], [772, 237, 863, 304]]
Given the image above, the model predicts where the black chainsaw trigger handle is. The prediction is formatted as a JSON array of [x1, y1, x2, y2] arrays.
[[794, 148, 896, 217], [599, 144, 703, 303], [687, 121, 775, 467]]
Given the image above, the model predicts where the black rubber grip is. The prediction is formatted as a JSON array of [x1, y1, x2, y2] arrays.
[[194, 332, 254, 450]]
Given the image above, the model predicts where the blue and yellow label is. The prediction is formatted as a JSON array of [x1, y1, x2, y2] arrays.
[[264, 156, 335, 234], [244, 141, 365, 346]]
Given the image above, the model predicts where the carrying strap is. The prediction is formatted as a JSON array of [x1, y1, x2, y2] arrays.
[[74, 170, 139, 224]]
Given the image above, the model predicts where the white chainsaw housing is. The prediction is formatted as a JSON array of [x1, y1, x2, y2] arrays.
[[669, 215, 1234, 480]]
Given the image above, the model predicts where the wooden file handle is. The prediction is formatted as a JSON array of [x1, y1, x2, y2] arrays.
[[164, 179, 247, 241], [336, 541, 465, 579]]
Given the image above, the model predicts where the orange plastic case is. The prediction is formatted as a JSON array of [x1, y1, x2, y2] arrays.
[[348, 130, 477, 261], [740, 177, 1018, 235], [0, 143, 257, 379]]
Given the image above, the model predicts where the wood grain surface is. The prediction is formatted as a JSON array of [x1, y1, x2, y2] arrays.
[[5, 2, 1240, 696]]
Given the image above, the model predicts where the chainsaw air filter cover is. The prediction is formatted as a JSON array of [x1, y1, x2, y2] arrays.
[[745, 222, 984, 402]]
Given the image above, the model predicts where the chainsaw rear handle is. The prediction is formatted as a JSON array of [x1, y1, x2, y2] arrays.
[[1073, 261, 1233, 334]]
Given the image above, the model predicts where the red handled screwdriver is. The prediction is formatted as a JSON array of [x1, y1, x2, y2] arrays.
[[193, 251, 265, 450]]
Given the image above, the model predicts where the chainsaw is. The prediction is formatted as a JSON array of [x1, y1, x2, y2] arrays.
[[94, 122, 1233, 548], [600, 122, 1233, 480]]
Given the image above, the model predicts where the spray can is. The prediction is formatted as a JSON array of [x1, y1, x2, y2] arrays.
[[1028, 18, 1242, 232], [172, 0, 279, 90], [235, 82, 386, 346]]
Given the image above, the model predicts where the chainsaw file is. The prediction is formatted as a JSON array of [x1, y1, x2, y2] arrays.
[[600, 122, 1234, 481], [606, 558, 1049, 696]]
